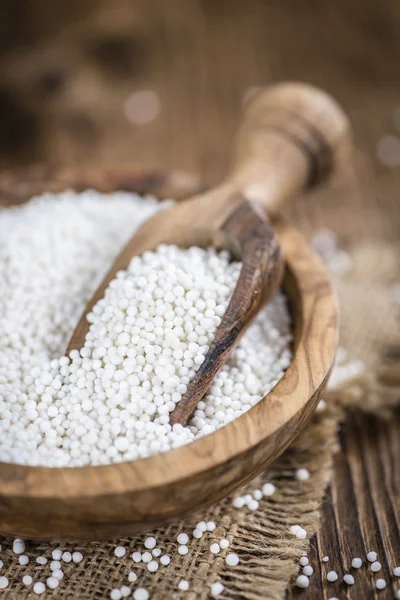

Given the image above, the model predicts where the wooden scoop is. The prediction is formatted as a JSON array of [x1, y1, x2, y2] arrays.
[[67, 82, 349, 425]]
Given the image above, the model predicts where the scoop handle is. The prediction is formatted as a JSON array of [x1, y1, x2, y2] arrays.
[[225, 82, 350, 216]]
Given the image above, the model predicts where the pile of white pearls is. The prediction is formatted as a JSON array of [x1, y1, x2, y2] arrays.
[[0, 191, 292, 467]]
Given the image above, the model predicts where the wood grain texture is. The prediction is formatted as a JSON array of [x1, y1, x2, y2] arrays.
[[0, 168, 337, 540]]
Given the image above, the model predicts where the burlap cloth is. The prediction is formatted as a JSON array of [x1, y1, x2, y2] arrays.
[[0, 161, 399, 599]]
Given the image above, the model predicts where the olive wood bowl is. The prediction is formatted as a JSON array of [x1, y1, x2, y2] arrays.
[[0, 167, 338, 540]]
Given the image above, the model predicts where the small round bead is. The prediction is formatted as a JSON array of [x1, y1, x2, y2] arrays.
[[13, 538, 25, 554], [121, 587, 131, 598], [394, 566, 400, 577], [144, 536, 156, 549], [177, 533, 189, 545], [23, 575, 33, 585], [371, 561, 382, 572], [133, 589, 149, 600], [376, 579, 386, 590], [33, 582, 46, 595], [299, 557, 309, 567], [327, 571, 338, 582], [295, 575, 309, 588], [152, 548, 162, 557], [193, 529, 203, 539], [51, 560, 61, 570], [219, 539, 229, 550], [47, 577, 60, 590], [0, 577, 9, 589], [178, 580, 190, 591], [226, 553, 239, 566], [262, 483, 276, 496], [72, 551, 83, 563], [19, 555, 29, 565], [322, 556, 329, 562], [303, 566, 313, 576], [132, 552, 142, 563], [147, 560, 158, 572], [295, 468, 310, 481], [178, 545, 188, 555], [211, 582, 224, 597], [52, 548, 62, 560], [343, 574, 355, 585], [52, 569, 64, 580], [141, 552, 152, 563], [110, 590, 122, 600], [128, 572, 137, 582], [196, 521, 207, 532], [210, 543, 220, 554], [367, 551, 378, 562], [207, 522, 216, 532], [114, 546, 126, 558], [160, 555, 171, 566], [36, 556, 48, 565], [352, 557, 362, 568]]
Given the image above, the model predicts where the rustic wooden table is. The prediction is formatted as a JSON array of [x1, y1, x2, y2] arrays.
[[0, 1, 399, 598]]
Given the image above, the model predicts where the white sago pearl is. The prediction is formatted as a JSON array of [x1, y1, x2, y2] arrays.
[[376, 579, 386, 590], [52, 548, 62, 560], [327, 571, 338, 582], [211, 582, 224, 597], [343, 574, 355, 585], [160, 555, 171, 566], [196, 521, 207, 532], [299, 556, 309, 567], [72, 551, 83, 563], [147, 560, 158, 572], [132, 552, 141, 562], [367, 551, 378, 562], [371, 561, 382, 572], [47, 577, 60, 589], [110, 590, 122, 600], [394, 566, 400, 576], [193, 528, 203, 539], [178, 545, 188, 555], [144, 536, 157, 549], [226, 553, 239, 566], [13, 538, 25, 554], [262, 483, 276, 496], [141, 552, 152, 563], [33, 581, 46, 595], [36, 556, 47, 565], [248, 499, 259, 510], [210, 543, 220, 554], [303, 565, 313, 576], [295, 575, 309, 588], [295, 468, 310, 481], [152, 548, 161, 557], [178, 580, 190, 591], [52, 569, 64, 580], [352, 557, 362, 568], [19, 555, 29, 565], [0, 576, 9, 589], [133, 588, 149, 600], [322, 556, 329, 562], [219, 539, 229, 550], [177, 533, 189, 545], [252, 489, 263, 500], [128, 572, 137, 582], [114, 546, 126, 558], [121, 587, 131, 598], [207, 521, 216, 532], [51, 560, 61, 570], [23, 575, 33, 585]]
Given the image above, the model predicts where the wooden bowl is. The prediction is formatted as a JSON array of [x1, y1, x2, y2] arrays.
[[0, 167, 338, 541]]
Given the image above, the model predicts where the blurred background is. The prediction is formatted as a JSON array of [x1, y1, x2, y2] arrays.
[[0, 0, 399, 184]]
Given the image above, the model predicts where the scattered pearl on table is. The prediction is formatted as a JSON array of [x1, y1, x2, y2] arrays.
[[295, 575, 309, 588], [327, 571, 338, 582]]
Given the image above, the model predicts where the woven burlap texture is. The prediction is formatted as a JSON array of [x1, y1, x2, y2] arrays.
[[1, 165, 399, 600]]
